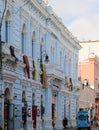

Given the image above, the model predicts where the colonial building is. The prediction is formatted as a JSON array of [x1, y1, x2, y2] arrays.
[[78, 40, 99, 117], [0, 0, 81, 130]]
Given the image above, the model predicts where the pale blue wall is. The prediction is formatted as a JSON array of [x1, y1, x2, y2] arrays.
[[0, 0, 80, 129]]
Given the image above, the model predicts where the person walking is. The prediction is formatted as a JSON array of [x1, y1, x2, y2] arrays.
[[63, 117, 68, 129]]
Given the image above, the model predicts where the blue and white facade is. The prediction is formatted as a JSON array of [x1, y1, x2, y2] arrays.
[[0, 0, 81, 130]]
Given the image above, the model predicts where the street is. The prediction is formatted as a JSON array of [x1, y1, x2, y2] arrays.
[[63, 127, 99, 130], [91, 127, 99, 130]]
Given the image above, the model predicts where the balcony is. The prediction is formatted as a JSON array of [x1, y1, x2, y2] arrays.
[[1, 42, 26, 72], [2, 42, 20, 61], [46, 64, 65, 80], [2, 42, 34, 67]]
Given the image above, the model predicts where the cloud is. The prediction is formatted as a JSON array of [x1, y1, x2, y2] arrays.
[[48, 0, 99, 40], [68, 13, 99, 40]]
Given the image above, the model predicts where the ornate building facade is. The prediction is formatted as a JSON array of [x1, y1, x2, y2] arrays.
[[0, 0, 81, 130]]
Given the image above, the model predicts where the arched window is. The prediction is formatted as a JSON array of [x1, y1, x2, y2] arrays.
[[41, 95, 43, 106], [4, 88, 10, 101], [68, 59, 71, 76], [32, 93, 35, 106], [40, 37, 44, 61], [31, 31, 36, 58], [64, 55, 67, 74], [22, 91, 26, 102], [5, 10, 11, 43], [51, 46, 54, 64], [83, 79, 89, 86], [55, 42, 57, 64], [40, 37, 44, 52], [60, 51, 62, 66], [21, 24, 26, 54], [41, 37, 44, 46]]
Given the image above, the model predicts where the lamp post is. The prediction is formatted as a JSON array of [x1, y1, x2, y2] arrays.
[[0, 1, 7, 130], [0, 0, 7, 88]]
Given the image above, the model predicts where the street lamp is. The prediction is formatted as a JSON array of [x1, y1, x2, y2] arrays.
[[0, 1, 7, 130], [40, 50, 49, 64], [0, 0, 9, 92]]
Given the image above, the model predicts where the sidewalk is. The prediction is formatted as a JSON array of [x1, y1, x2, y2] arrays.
[[53, 128, 75, 130], [63, 127, 76, 130]]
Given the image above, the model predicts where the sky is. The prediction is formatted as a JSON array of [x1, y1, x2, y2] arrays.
[[48, 0, 99, 41]]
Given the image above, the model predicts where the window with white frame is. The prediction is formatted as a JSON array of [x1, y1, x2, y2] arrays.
[[51, 46, 54, 64], [60, 51, 62, 67], [64, 55, 67, 74], [5, 10, 11, 44], [21, 24, 26, 54], [31, 31, 36, 58], [68, 59, 71, 76]]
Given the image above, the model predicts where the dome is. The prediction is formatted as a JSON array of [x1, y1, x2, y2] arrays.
[[88, 52, 95, 61], [88, 52, 95, 58]]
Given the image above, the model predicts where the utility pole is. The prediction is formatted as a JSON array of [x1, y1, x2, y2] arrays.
[[0, 1, 7, 130], [0, 0, 7, 73], [0, 12, 2, 77]]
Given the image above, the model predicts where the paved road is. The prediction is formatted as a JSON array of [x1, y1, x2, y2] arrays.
[[91, 127, 99, 130], [63, 126, 99, 130]]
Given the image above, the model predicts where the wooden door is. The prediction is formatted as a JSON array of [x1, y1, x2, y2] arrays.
[[32, 106, 37, 128]]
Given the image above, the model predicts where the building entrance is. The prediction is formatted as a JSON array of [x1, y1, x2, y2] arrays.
[[4, 100, 10, 130], [4, 88, 12, 130]]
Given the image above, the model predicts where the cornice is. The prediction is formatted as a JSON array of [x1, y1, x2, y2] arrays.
[[33, 0, 49, 18], [20, 8, 29, 20], [3, 70, 18, 83], [8, 0, 15, 6], [16, 0, 81, 50], [47, 19, 80, 50]]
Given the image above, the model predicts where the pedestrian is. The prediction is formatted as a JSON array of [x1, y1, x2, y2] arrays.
[[90, 116, 94, 126], [63, 117, 68, 129], [93, 114, 98, 127]]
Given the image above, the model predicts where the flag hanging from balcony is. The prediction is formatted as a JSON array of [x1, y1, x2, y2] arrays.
[[32, 60, 36, 80], [65, 76, 68, 88], [69, 78, 73, 91], [23, 55, 30, 78], [32, 60, 40, 80], [41, 64, 47, 88], [10, 45, 18, 61]]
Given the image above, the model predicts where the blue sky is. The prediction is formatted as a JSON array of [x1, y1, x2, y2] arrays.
[[48, 0, 99, 41]]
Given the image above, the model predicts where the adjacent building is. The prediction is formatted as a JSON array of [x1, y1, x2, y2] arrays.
[[78, 40, 99, 117], [0, 0, 81, 130]]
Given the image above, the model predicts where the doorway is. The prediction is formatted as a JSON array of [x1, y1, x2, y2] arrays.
[[4, 88, 11, 130], [32, 93, 37, 129], [52, 95, 56, 128], [22, 91, 27, 130]]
